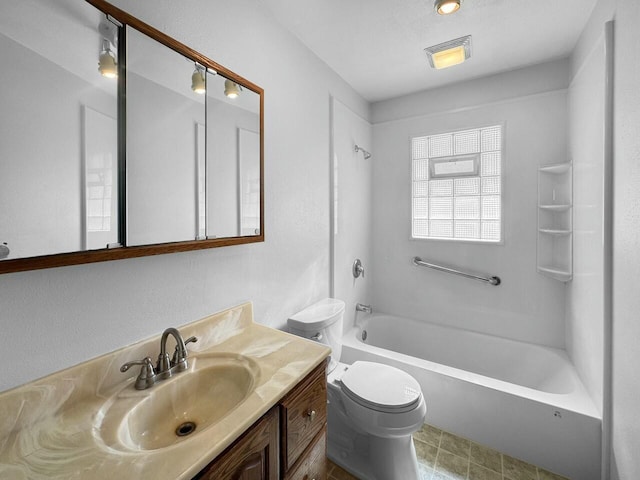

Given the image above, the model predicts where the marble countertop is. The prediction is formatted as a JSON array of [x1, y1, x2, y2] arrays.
[[0, 303, 330, 479]]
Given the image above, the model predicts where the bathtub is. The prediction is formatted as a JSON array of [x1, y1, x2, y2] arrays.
[[340, 313, 601, 480]]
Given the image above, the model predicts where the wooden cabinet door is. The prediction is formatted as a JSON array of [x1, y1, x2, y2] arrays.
[[280, 363, 327, 473], [195, 407, 279, 480]]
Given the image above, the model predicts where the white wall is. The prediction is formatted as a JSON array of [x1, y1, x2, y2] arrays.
[[331, 97, 373, 333], [566, 26, 607, 416], [372, 58, 571, 125], [610, 0, 640, 477], [0, 0, 368, 393], [370, 62, 570, 347]]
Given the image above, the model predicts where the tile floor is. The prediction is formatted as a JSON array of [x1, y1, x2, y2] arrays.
[[327, 423, 570, 480]]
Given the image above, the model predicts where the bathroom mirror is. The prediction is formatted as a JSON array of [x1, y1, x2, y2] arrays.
[[0, 0, 119, 260], [0, 0, 264, 274], [126, 27, 206, 246], [206, 71, 261, 239]]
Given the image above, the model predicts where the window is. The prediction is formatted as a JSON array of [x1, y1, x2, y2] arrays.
[[411, 125, 503, 242]]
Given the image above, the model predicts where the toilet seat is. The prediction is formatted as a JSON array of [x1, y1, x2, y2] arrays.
[[340, 361, 422, 413]]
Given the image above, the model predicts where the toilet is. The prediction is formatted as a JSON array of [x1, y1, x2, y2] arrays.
[[288, 298, 426, 480]]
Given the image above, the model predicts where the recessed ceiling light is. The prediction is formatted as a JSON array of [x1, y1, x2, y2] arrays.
[[424, 35, 471, 70], [434, 0, 461, 15]]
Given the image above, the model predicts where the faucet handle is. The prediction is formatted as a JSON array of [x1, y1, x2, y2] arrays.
[[120, 356, 156, 390], [353, 259, 365, 278], [172, 336, 198, 371]]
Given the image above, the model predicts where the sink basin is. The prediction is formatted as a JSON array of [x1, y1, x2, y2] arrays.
[[96, 353, 260, 452]]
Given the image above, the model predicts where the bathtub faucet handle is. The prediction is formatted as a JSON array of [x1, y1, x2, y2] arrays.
[[356, 303, 372, 314], [353, 259, 365, 278]]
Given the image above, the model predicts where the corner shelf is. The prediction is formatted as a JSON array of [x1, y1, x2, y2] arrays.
[[537, 163, 572, 282], [538, 204, 572, 212], [539, 163, 571, 174], [538, 228, 571, 236], [537, 266, 573, 282]]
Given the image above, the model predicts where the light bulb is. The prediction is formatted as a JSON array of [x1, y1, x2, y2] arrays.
[[191, 68, 206, 94], [98, 50, 117, 78], [224, 80, 240, 99]]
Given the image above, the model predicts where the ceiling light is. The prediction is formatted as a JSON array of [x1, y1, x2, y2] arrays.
[[424, 35, 471, 70], [434, 0, 461, 15], [98, 40, 118, 78], [224, 80, 241, 99], [191, 65, 206, 94]]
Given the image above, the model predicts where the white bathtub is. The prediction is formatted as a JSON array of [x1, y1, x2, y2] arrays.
[[340, 313, 602, 480]]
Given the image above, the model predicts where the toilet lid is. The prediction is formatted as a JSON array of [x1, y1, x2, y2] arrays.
[[340, 361, 422, 413]]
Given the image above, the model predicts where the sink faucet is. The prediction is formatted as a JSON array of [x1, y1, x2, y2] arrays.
[[355, 303, 372, 314], [157, 327, 197, 379], [120, 327, 197, 389]]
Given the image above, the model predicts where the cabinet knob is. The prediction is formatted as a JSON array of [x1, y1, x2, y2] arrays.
[[306, 409, 316, 421]]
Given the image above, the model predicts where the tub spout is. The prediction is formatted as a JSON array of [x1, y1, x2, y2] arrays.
[[356, 303, 372, 314]]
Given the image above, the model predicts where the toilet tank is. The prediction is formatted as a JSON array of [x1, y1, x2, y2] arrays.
[[288, 298, 345, 369]]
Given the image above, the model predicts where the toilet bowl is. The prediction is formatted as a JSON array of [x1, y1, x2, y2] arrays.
[[288, 298, 427, 480]]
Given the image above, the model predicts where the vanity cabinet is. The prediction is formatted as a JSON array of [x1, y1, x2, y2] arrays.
[[283, 429, 327, 480], [195, 407, 279, 480], [193, 361, 327, 480], [280, 362, 327, 474]]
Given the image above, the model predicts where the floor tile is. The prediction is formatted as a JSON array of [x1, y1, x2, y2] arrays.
[[468, 462, 502, 480], [418, 462, 434, 480], [414, 423, 443, 448], [415, 438, 439, 468], [330, 424, 573, 480], [502, 454, 538, 480], [329, 462, 360, 480], [431, 471, 454, 480], [469, 442, 502, 473], [440, 431, 470, 459], [538, 469, 570, 480], [435, 450, 469, 480]]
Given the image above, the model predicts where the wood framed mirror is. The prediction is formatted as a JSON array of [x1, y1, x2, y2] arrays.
[[0, 0, 264, 274]]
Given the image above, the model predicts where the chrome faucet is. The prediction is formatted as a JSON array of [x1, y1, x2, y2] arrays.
[[355, 303, 372, 314], [120, 327, 197, 389]]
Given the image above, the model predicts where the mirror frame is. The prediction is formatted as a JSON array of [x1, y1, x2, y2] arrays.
[[0, 0, 264, 274]]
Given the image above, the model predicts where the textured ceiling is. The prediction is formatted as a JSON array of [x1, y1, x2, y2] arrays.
[[260, 0, 599, 102]]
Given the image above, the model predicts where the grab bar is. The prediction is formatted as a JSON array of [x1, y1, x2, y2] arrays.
[[412, 257, 501, 286]]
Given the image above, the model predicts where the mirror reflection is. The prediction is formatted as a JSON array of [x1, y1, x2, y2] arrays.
[[126, 27, 205, 246], [206, 71, 261, 239], [0, 0, 118, 260], [0, 0, 263, 272]]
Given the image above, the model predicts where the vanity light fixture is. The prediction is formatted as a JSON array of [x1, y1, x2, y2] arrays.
[[424, 35, 471, 69], [434, 0, 461, 15], [191, 65, 206, 94], [224, 79, 242, 99], [98, 39, 118, 78]]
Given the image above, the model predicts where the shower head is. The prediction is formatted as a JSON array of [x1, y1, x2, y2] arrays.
[[355, 144, 371, 160]]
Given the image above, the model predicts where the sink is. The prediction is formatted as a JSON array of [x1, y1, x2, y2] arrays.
[[96, 353, 260, 452]]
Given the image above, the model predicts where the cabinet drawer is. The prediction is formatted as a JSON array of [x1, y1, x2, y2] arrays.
[[280, 362, 327, 472], [284, 428, 326, 480]]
